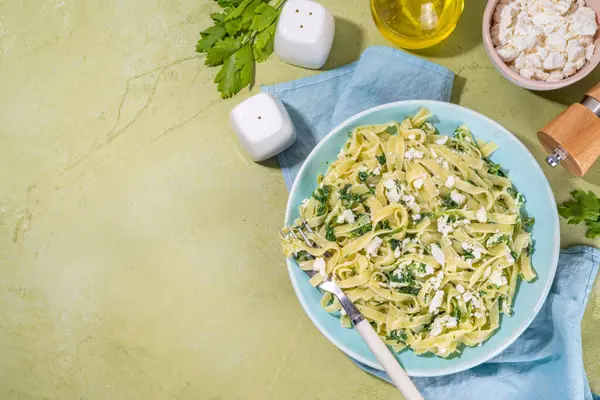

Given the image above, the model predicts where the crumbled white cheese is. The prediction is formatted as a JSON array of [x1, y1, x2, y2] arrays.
[[474, 311, 483, 319], [437, 215, 454, 236], [431, 244, 446, 267], [436, 136, 448, 145], [412, 213, 422, 221], [337, 209, 355, 224], [429, 314, 457, 337], [476, 207, 488, 223], [450, 190, 466, 205], [394, 246, 401, 258], [463, 291, 473, 303], [385, 185, 402, 204], [383, 179, 396, 189], [413, 178, 424, 190], [420, 264, 435, 277], [456, 284, 466, 294], [429, 290, 445, 313], [445, 175, 455, 188], [405, 148, 424, 160], [430, 271, 445, 290], [471, 296, 482, 309], [430, 149, 438, 158], [301, 198, 310, 208], [491, 0, 598, 82], [408, 134, 416, 140], [372, 166, 381, 176], [366, 237, 383, 257], [313, 257, 327, 277], [489, 269, 508, 286]]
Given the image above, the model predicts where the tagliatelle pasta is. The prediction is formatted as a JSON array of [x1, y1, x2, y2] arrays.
[[281, 108, 535, 357]]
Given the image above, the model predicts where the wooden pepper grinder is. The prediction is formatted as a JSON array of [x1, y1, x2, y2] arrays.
[[538, 82, 600, 177]]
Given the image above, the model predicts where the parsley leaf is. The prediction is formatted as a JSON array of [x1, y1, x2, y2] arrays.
[[250, 3, 280, 31], [376, 220, 391, 230], [389, 239, 401, 250], [225, 0, 255, 21], [205, 37, 242, 66], [196, 0, 283, 98], [253, 24, 276, 62], [296, 250, 311, 262], [377, 154, 386, 165], [196, 25, 227, 52], [558, 190, 600, 225], [214, 45, 254, 99]]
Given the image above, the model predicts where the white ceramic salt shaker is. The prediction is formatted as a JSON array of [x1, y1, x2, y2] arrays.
[[274, 0, 335, 69], [229, 93, 296, 162]]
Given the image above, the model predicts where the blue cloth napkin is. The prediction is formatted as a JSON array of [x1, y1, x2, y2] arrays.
[[262, 46, 600, 399]]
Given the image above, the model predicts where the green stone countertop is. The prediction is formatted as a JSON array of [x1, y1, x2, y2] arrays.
[[1, 1, 599, 399]]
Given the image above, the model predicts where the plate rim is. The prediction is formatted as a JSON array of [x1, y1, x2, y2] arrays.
[[284, 99, 560, 377]]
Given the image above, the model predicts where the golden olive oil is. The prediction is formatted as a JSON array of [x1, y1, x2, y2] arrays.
[[371, 0, 464, 49]]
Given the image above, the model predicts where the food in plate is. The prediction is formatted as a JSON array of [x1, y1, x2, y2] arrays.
[[281, 108, 536, 358], [491, 0, 598, 82]]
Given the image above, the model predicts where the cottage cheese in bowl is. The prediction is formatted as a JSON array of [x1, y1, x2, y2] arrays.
[[491, 0, 598, 82]]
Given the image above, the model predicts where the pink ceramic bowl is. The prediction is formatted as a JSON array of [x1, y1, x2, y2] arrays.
[[482, 0, 600, 91]]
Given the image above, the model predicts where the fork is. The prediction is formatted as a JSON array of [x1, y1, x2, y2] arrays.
[[282, 219, 424, 400]]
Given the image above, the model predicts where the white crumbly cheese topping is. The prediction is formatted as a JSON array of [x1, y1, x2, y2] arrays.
[[372, 166, 381, 176], [490, 0, 598, 82], [431, 243, 446, 267], [429, 290, 445, 313], [313, 257, 327, 277], [456, 284, 465, 294], [337, 209, 355, 224], [436, 136, 449, 145], [394, 246, 401, 258], [429, 314, 457, 337], [412, 213, 422, 221], [437, 215, 454, 236], [430, 271, 444, 290], [384, 179, 396, 189], [366, 236, 383, 257], [413, 178, 424, 189], [462, 291, 473, 303], [408, 134, 416, 140], [301, 198, 310, 208], [445, 175, 455, 188], [489, 269, 509, 286], [405, 148, 424, 160], [476, 206, 488, 223], [450, 190, 466, 205]]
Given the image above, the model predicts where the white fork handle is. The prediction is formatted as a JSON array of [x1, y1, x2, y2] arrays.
[[355, 320, 424, 400]]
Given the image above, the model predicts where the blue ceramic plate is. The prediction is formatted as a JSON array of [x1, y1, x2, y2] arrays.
[[284, 100, 560, 377]]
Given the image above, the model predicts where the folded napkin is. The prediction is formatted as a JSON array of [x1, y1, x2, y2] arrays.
[[262, 46, 600, 400]]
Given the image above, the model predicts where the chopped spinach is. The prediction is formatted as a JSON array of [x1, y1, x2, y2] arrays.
[[442, 196, 459, 209], [389, 239, 401, 250], [386, 330, 408, 343], [358, 170, 370, 183], [487, 160, 507, 177], [522, 216, 535, 231], [312, 185, 331, 203], [395, 286, 420, 295], [351, 223, 372, 237], [376, 220, 391, 230], [376, 154, 386, 165], [339, 184, 363, 207], [296, 251, 311, 261], [325, 224, 336, 242]]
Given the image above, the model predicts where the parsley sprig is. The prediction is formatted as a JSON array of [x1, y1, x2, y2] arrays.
[[197, 0, 285, 98], [558, 190, 600, 239]]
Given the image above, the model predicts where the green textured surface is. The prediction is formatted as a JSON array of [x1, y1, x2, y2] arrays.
[[0, 1, 599, 399]]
